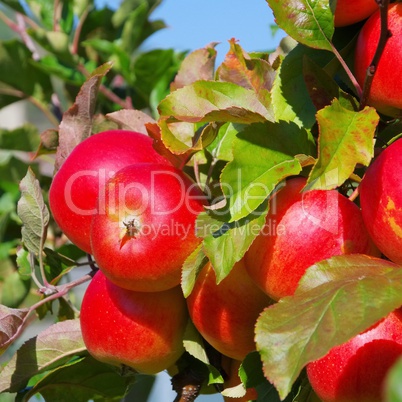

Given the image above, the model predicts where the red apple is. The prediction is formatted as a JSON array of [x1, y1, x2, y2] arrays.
[[49, 130, 169, 253], [333, 0, 377, 27], [90, 163, 206, 292], [354, 3, 402, 116], [186, 259, 272, 361], [307, 310, 402, 402], [359, 139, 402, 265], [245, 177, 380, 300], [80, 270, 188, 375]]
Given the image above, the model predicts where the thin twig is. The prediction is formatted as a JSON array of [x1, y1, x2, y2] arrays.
[[76, 64, 132, 109], [348, 185, 359, 202], [53, 0, 62, 32], [330, 43, 363, 99], [359, 0, 391, 110], [71, 7, 91, 55]]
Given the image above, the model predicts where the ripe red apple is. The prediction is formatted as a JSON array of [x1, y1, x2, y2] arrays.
[[307, 310, 402, 402], [80, 270, 188, 375], [354, 3, 402, 116], [359, 139, 402, 265], [333, 0, 377, 27], [49, 130, 169, 253], [90, 163, 206, 292], [245, 177, 380, 300], [186, 259, 272, 361]]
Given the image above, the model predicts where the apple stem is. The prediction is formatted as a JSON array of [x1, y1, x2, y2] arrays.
[[359, 0, 391, 110], [348, 185, 360, 202], [330, 43, 363, 99], [171, 369, 204, 402]]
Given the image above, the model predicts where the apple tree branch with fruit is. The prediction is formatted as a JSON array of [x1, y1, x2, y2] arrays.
[[1, 0, 402, 401]]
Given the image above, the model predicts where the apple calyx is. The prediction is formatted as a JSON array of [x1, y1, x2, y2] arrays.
[[123, 218, 141, 238]]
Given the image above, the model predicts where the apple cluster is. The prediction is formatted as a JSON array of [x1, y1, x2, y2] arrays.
[[307, 2, 402, 401], [46, 2, 402, 400]]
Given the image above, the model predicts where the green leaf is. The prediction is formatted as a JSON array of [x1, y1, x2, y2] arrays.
[[1, 0, 26, 13], [25, 0, 55, 30], [0, 40, 52, 108], [239, 352, 266, 389], [120, 1, 166, 52], [0, 125, 40, 152], [17, 168, 49, 256], [0, 319, 86, 393], [26, 356, 137, 402], [385, 356, 402, 402], [182, 321, 224, 386], [183, 320, 210, 366], [132, 49, 183, 104], [1, 271, 31, 308], [207, 122, 242, 162], [306, 100, 379, 190], [221, 121, 315, 221], [43, 248, 77, 285], [32, 55, 85, 85], [0, 305, 29, 355], [55, 61, 113, 172], [266, 0, 335, 51], [158, 81, 275, 124], [255, 254, 402, 400], [27, 29, 74, 63], [271, 44, 333, 128], [200, 203, 268, 283], [181, 244, 208, 298]]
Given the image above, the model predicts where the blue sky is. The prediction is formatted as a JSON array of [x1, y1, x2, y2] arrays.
[[97, 0, 286, 64]]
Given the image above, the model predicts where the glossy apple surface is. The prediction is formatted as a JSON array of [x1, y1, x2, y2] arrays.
[[49, 130, 169, 253], [80, 270, 188, 375], [186, 259, 272, 361], [90, 163, 206, 292], [307, 310, 402, 402], [245, 177, 379, 300], [333, 0, 377, 27], [360, 139, 402, 265], [354, 3, 402, 116]]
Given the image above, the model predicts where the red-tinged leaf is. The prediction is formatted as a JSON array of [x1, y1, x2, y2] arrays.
[[106, 109, 156, 134], [217, 38, 275, 96], [306, 100, 379, 190], [0, 318, 86, 393], [158, 118, 220, 157], [255, 254, 402, 400], [267, 0, 335, 51], [17, 168, 49, 256], [34, 128, 59, 158], [0, 305, 29, 355], [145, 122, 190, 168], [55, 61, 113, 172], [158, 81, 274, 124], [171, 43, 218, 91]]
